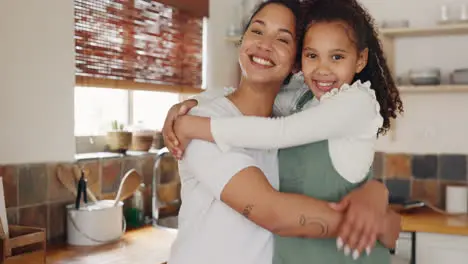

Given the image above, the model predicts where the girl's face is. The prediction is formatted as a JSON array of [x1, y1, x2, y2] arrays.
[[301, 21, 368, 99], [239, 4, 297, 86]]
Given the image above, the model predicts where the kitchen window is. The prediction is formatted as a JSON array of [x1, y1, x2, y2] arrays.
[[74, 87, 181, 136], [74, 0, 206, 152]]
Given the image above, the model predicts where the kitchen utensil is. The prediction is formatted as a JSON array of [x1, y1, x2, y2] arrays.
[[409, 68, 441, 85], [72, 165, 98, 203], [114, 169, 142, 206], [56, 165, 78, 196], [67, 200, 125, 246], [75, 171, 88, 209]]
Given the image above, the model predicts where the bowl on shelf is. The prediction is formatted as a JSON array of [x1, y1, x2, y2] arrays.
[[450, 68, 468, 84], [409, 68, 441, 85]]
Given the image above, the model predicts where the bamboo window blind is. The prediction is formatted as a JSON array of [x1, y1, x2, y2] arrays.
[[75, 0, 204, 93]]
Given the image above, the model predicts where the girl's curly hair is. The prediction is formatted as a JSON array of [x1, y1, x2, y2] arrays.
[[301, 0, 404, 135]]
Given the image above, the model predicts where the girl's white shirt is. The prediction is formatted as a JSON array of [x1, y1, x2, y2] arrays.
[[194, 75, 382, 183]]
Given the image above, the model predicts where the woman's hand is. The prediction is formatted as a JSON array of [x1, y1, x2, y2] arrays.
[[162, 99, 198, 159], [330, 180, 388, 260], [378, 209, 401, 249]]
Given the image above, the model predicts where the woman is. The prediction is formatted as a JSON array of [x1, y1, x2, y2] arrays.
[[166, 1, 400, 264]]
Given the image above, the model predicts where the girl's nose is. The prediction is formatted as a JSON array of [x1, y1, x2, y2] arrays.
[[315, 62, 332, 76]]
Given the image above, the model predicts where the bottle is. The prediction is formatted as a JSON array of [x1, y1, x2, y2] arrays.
[[124, 183, 145, 228]]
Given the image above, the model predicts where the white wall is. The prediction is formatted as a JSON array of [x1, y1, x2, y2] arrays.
[[359, 0, 468, 154], [0, 0, 75, 164], [207, 0, 468, 154]]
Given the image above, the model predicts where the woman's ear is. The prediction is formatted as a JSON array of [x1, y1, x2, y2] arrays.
[[356, 48, 369, 73]]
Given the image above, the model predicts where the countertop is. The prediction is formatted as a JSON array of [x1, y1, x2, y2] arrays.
[[400, 208, 468, 236], [45, 210, 468, 263], [46, 226, 177, 264]]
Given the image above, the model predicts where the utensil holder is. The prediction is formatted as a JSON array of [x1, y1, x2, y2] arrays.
[[0, 225, 46, 264]]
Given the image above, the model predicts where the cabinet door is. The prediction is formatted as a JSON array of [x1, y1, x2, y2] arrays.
[[416, 232, 468, 264]]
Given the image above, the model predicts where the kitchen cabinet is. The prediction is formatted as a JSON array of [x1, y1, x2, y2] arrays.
[[415, 232, 468, 264]]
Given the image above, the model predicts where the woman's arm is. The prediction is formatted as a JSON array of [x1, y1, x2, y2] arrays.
[[175, 83, 381, 152]]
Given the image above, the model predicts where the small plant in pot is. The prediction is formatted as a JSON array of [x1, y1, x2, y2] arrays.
[[106, 120, 132, 153]]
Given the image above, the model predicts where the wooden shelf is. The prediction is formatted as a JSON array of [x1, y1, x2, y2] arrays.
[[399, 85, 468, 93], [380, 23, 468, 38], [226, 23, 468, 43]]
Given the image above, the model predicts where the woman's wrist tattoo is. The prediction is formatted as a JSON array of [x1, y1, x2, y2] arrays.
[[242, 204, 254, 218], [299, 214, 329, 236]]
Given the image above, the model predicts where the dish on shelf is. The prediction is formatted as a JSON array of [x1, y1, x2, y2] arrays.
[[408, 68, 441, 85], [450, 68, 468, 84]]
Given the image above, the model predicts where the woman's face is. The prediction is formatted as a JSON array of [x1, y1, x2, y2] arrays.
[[238, 3, 297, 86], [301, 21, 368, 99]]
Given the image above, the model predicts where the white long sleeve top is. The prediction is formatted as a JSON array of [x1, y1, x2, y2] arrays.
[[194, 78, 383, 183]]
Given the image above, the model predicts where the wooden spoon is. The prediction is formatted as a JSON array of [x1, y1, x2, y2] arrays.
[[56, 164, 78, 196], [114, 169, 142, 206]]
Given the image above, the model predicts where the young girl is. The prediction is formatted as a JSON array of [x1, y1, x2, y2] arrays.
[[166, 0, 403, 262]]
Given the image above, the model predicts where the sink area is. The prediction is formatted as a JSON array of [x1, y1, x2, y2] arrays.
[[154, 216, 178, 229]]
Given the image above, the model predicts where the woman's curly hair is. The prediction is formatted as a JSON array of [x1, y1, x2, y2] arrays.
[[300, 0, 404, 135]]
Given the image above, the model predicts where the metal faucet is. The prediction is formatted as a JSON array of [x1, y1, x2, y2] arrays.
[[152, 147, 182, 228]]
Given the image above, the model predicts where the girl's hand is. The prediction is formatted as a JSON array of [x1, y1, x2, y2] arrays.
[[329, 180, 388, 260], [162, 99, 198, 159]]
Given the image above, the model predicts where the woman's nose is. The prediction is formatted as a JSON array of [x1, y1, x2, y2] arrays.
[[256, 37, 273, 51]]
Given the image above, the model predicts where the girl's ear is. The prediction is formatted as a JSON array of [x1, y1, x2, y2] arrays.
[[356, 48, 369, 73]]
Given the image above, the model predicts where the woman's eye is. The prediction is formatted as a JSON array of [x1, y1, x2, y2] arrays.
[[278, 38, 289, 44], [332, 55, 344, 60]]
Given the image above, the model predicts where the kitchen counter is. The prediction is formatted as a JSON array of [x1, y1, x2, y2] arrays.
[[44, 210, 468, 264], [46, 226, 177, 264], [401, 209, 468, 236]]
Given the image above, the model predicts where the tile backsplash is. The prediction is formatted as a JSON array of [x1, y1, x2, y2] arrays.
[[373, 152, 468, 208], [0, 151, 466, 245], [0, 154, 161, 245]]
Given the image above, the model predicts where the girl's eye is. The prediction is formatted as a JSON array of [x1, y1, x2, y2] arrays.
[[332, 54, 344, 60], [305, 53, 317, 59]]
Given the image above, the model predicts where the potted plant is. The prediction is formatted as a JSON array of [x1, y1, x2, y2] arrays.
[[106, 120, 132, 153]]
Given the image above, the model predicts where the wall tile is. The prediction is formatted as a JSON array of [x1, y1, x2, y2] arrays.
[[412, 155, 438, 179], [140, 155, 156, 186], [372, 152, 384, 179], [47, 202, 68, 243], [0, 165, 18, 208], [19, 204, 47, 229], [386, 179, 411, 201], [122, 157, 143, 179], [101, 158, 122, 194], [47, 163, 76, 203], [157, 155, 179, 184], [411, 180, 440, 207], [385, 154, 412, 179], [6, 207, 18, 225], [18, 164, 48, 206], [439, 155, 467, 182]]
